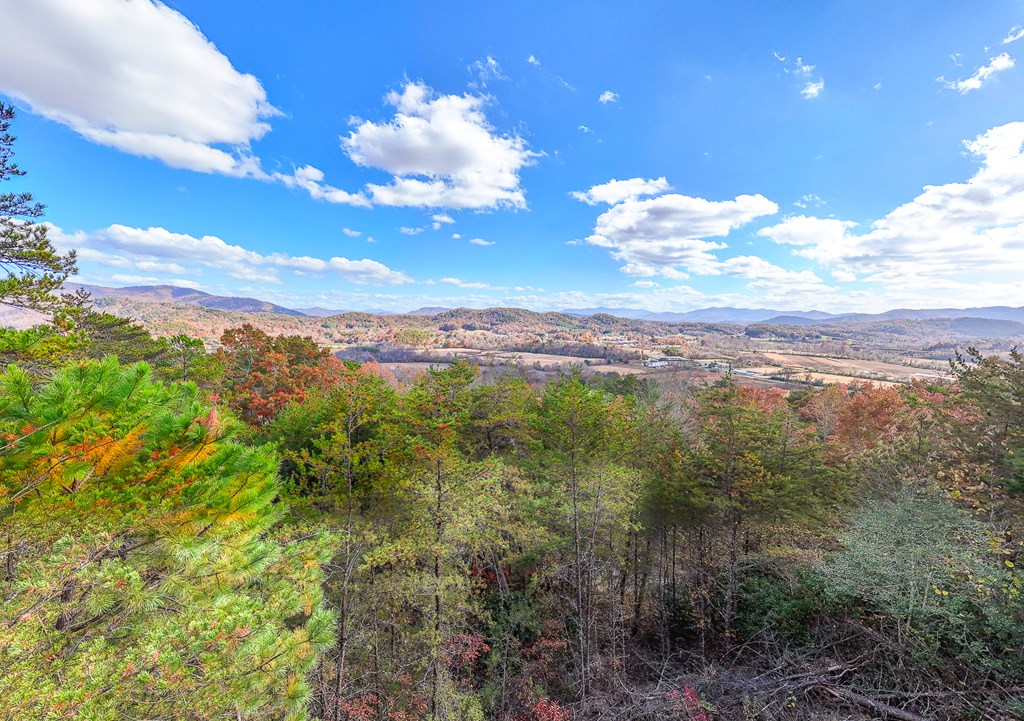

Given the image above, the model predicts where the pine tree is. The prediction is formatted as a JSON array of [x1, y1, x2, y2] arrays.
[[0, 358, 335, 720], [0, 103, 77, 316]]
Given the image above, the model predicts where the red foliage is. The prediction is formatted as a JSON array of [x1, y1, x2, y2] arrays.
[[337, 678, 428, 721], [666, 686, 711, 720], [735, 386, 788, 413], [218, 324, 343, 425], [443, 633, 491, 673], [530, 698, 570, 721], [832, 383, 905, 456]]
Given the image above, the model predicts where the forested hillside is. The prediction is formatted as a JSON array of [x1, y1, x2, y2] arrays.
[[5, 304, 1024, 719]]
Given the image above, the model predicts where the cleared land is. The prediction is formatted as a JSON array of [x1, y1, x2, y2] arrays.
[[745, 352, 948, 383]]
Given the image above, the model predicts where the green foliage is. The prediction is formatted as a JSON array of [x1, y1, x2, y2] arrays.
[[0, 358, 334, 720], [0, 103, 77, 317], [0, 324, 85, 377], [951, 347, 1024, 495], [589, 370, 660, 404], [734, 571, 824, 645], [818, 487, 1023, 673]]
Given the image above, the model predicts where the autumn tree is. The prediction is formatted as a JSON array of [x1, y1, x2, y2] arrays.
[[219, 324, 343, 425]]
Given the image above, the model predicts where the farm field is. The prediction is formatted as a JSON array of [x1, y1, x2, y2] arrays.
[[748, 352, 949, 383]]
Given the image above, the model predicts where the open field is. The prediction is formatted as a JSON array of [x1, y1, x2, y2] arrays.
[[746, 352, 949, 383]]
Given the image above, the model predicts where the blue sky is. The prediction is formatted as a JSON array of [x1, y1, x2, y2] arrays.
[[2, 0, 1024, 313]]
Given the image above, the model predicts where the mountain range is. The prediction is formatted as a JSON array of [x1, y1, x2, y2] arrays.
[[562, 305, 1024, 325], [52, 284, 1024, 326]]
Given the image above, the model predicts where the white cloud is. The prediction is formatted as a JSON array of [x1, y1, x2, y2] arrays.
[[801, 79, 825, 99], [273, 165, 370, 206], [399, 226, 424, 235], [759, 122, 1024, 290], [431, 213, 455, 230], [1003, 26, 1024, 45], [571, 177, 671, 205], [527, 54, 541, 67], [108, 274, 203, 290], [452, 233, 462, 239], [342, 82, 538, 209], [441, 277, 493, 289], [873, 82, 882, 90], [342, 227, 362, 237], [793, 193, 825, 208], [794, 57, 816, 76], [938, 53, 1015, 94], [775, 53, 825, 99], [0, 0, 277, 177], [631, 280, 659, 288], [577, 178, 779, 278], [579, 125, 592, 133], [49, 223, 413, 286], [719, 255, 833, 296], [598, 90, 619, 104], [469, 237, 495, 246], [469, 55, 507, 87]]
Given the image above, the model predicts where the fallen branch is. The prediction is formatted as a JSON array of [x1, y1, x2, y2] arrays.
[[816, 684, 932, 721]]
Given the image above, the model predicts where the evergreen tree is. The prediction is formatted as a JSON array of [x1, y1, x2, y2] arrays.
[[0, 358, 335, 720], [0, 103, 77, 316]]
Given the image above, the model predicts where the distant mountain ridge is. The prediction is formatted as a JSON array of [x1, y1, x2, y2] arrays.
[[55, 284, 1024, 326], [566, 305, 1024, 325], [68, 284, 307, 317]]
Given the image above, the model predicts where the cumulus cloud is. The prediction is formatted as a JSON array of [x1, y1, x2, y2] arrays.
[[571, 177, 671, 205], [719, 255, 833, 296], [469, 237, 495, 246], [598, 90, 619, 104], [631, 280, 660, 288], [527, 54, 541, 67], [758, 122, 1024, 288], [0, 0, 277, 177], [1003, 26, 1024, 45], [431, 213, 455, 230], [273, 165, 370, 206], [399, 226, 424, 235], [939, 53, 1015, 94], [341, 82, 538, 210], [49, 223, 413, 286], [342, 227, 362, 237], [575, 178, 779, 278]]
